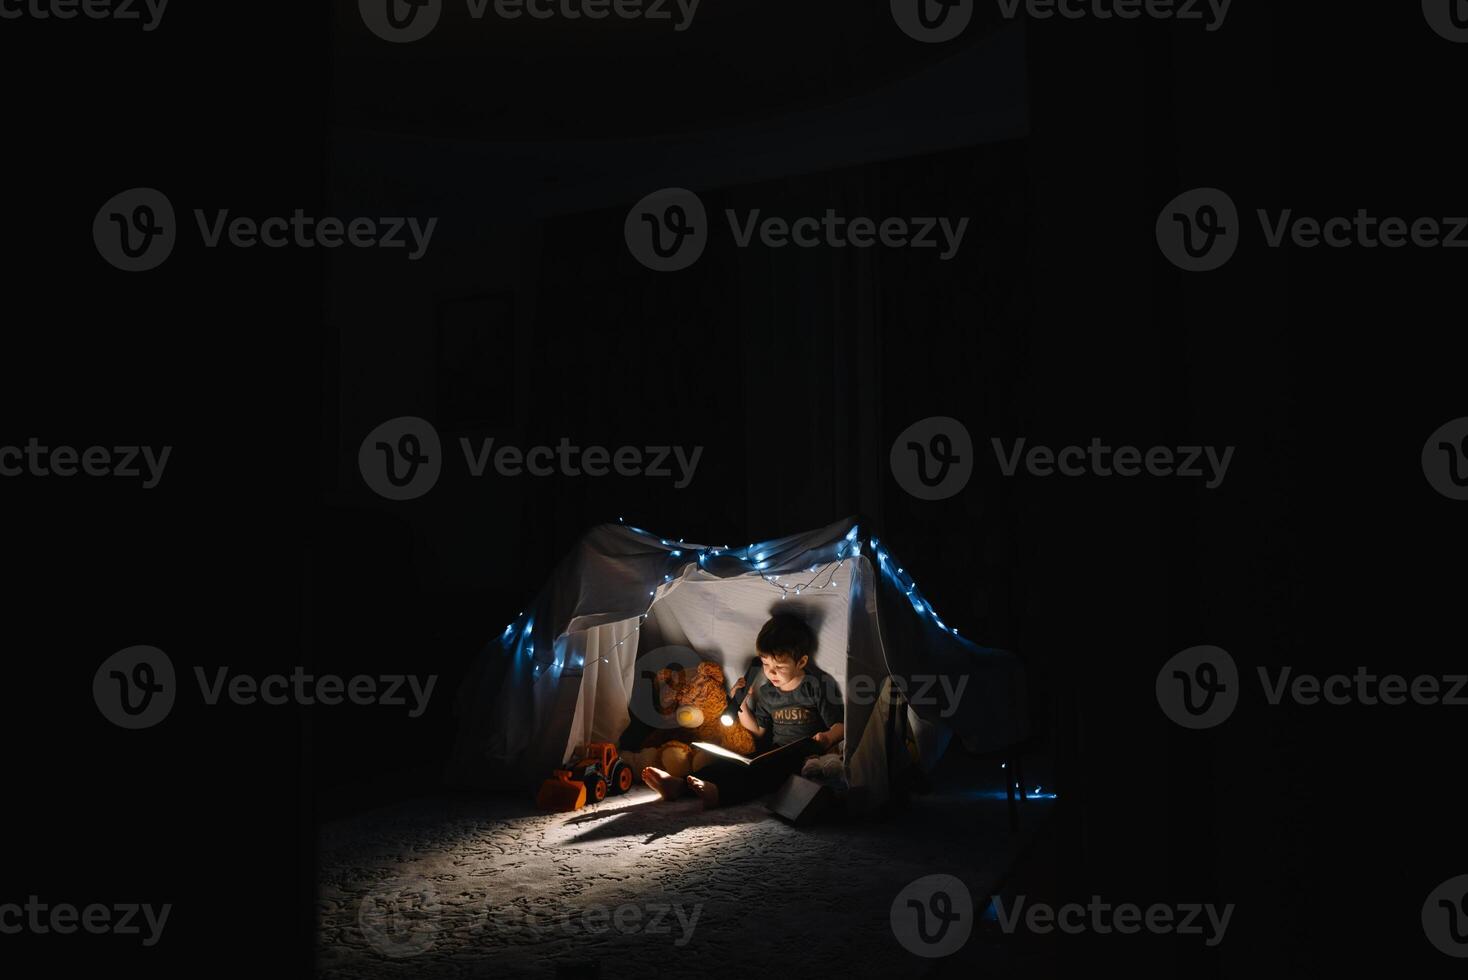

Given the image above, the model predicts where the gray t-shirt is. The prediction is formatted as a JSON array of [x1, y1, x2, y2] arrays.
[[752, 671, 843, 746]]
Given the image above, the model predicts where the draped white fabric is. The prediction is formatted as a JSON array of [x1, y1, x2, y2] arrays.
[[448, 517, 1029, 814], [561, 564, 856, 773], [560, 620, 642, 761]]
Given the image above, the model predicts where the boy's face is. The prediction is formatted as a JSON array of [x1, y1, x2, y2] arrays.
[[758, 651, 807, 688]]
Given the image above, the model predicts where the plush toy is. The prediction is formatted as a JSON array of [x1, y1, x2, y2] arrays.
[[624, 740, 698, 780], [625, 660, 755, 777]]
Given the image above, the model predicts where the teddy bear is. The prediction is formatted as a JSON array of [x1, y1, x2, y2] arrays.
[[623, 660, 755, 779]]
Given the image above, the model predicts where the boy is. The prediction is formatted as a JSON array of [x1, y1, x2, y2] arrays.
[[641, 613, 844, 809]]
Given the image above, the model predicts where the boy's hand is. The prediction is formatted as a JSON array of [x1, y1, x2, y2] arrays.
[[730, 677, 747, 698], [812, 731, 830, 747]]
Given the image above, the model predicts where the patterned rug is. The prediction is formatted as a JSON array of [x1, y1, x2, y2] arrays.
[[316, 779, 1050, 979]]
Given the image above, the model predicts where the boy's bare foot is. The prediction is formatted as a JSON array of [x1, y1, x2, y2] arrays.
[[642, 766, 687, 800], [685, 775, 720, 809]]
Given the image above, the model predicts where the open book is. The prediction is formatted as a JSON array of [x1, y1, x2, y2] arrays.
[[691, 734, 816, 767]]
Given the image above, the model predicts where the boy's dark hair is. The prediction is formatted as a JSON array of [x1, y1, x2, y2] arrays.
[[756, 614, 816, 661]]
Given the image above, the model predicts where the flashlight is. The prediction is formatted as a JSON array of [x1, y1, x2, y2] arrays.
[[720, 659, 763, 727]]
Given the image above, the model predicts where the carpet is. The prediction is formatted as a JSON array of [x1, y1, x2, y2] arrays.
[[316, 777, 1050, 979]]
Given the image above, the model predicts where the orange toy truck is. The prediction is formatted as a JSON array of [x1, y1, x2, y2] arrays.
[[536, 741, 635, 811]]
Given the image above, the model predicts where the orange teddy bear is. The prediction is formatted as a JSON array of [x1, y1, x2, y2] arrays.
[[637, 661, 755, 777]]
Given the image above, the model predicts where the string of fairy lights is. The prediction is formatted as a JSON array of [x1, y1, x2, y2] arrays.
[[500, 519, 961, 680], [759, 557, 846, 599]]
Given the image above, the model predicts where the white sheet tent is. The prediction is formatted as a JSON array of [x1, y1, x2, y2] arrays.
[[447, 517, 1029, 813]]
